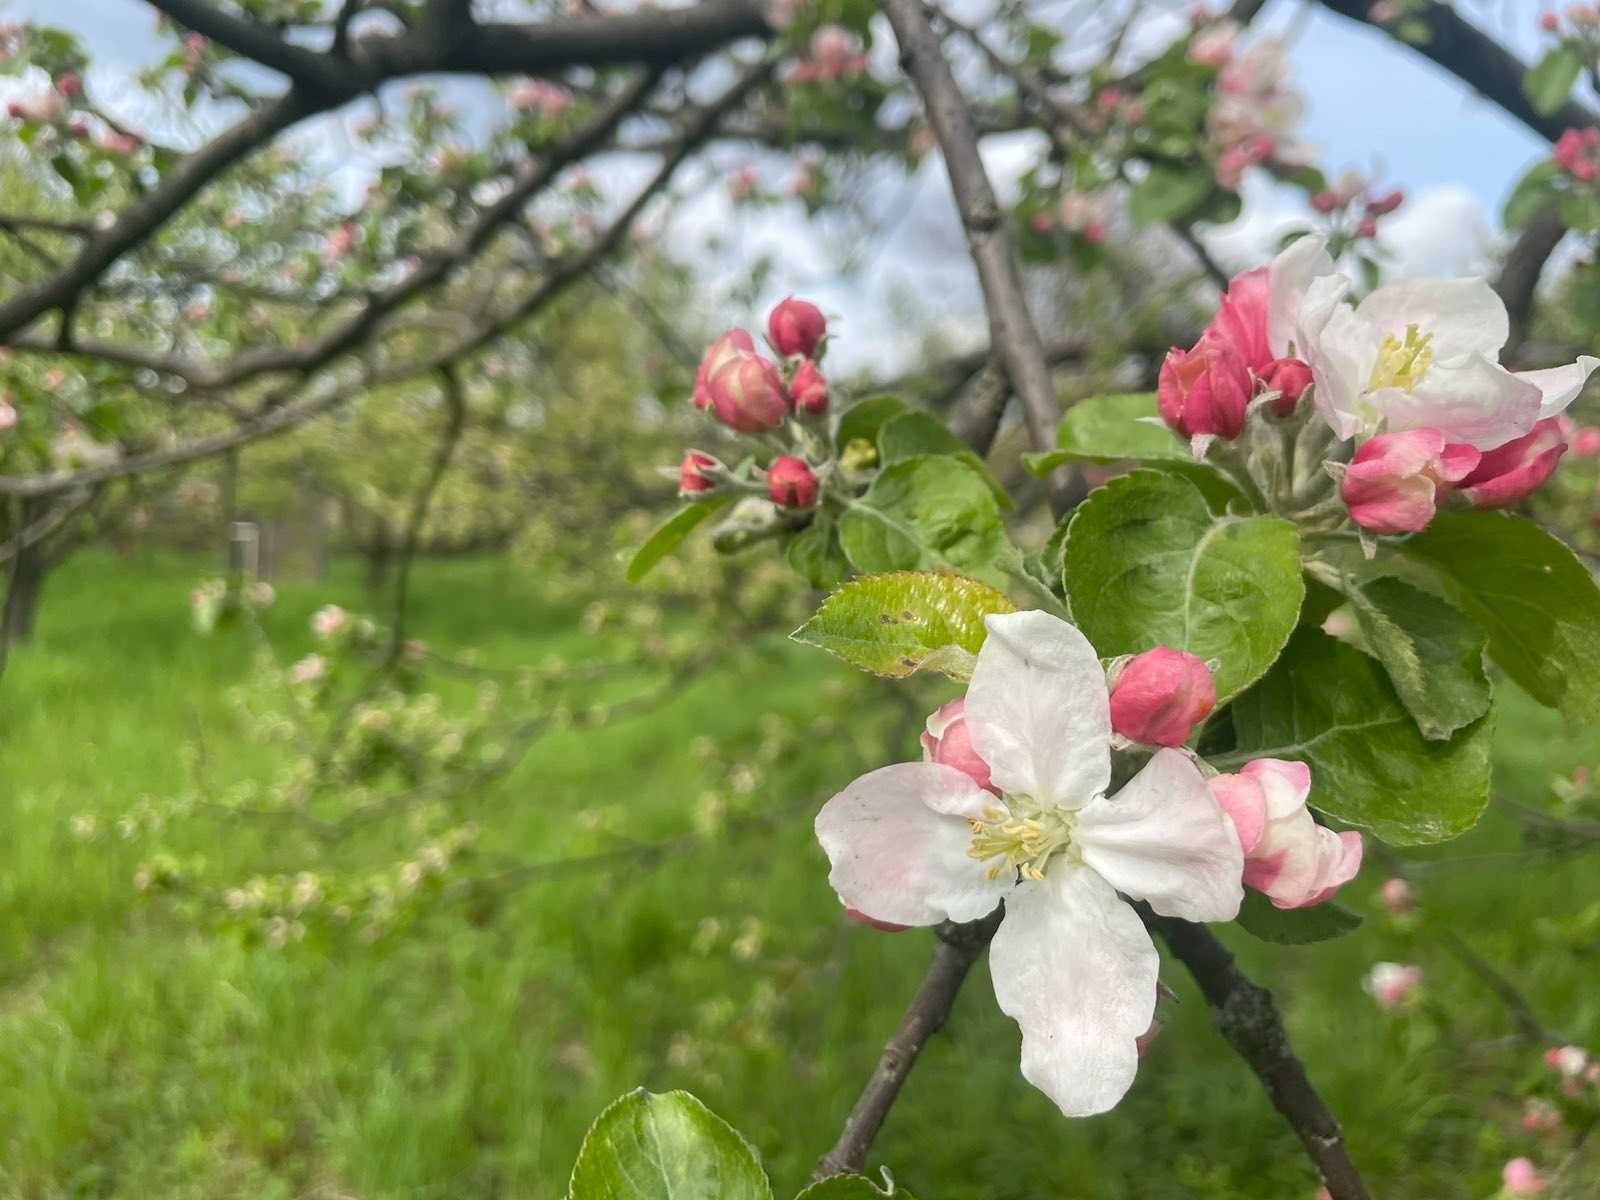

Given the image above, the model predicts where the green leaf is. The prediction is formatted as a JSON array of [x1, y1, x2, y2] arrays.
[[1524, 45, 1582, 117], [1558, 188, 1600, 236], [1226, 629, 1493, 845], [1345, 576, 1491, 741], [1062, 471, 1303, 701], [1129, 161, 1214, 226], [878, 411, 1012, 509], [567, 1089, 772, 1200], [839, 458, 1013, 587], [787, 511, 850, 591], [1503, 160, 1560, 230], [791, 570, 1015, 680], [796, 1175, 913, 1200], [625, 497, 733, 583], [1023, 393, 1187, 475], [1236, 889, 1363, 945], [835, 395, 907, 455], [1403, 512, 1600, 730]]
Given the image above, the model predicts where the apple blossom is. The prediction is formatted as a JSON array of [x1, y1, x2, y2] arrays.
[[708, 350, 788, 433], [1210, 759, 1363, 908], [1522, 1097, 1562, 1133], [919, 698, 995, 793], [816, 611, 1243, 1117], [844, 907, 910, 932], [790, 359, 829, 414], [312, 604, 348, 639], [1455, 418, 1568, 508], [1554, 128, 1599, 182], [1380, 877, 1412, 915], [290, 654, 327, 684], [1546, 1044, 1590, 1079], [766, 456, 818, 507], [1158, 342, 1252, 440], [1287, 238, 1600, 448], [692, 329, 756, 410], [1541, 10, 1562, 31], [767, 296, 827, 359], [677, 451, 718, 495], [1187, 20, 1237, 66], [728, 165, 758, 201], [1363, 961, 1422, 1009], [1340, 428, 1480, 535], [1502, 1158, 1547, 1196], [1108, 648, 1217, 748], [1193, 234, 1331, 382]]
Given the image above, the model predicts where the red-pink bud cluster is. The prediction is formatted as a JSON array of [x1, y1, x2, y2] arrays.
[[1554, 127, 1600, 183], [784, 25, 869, 84], [766, 456, 818, 507], [1108, 648, 1217, 747], [767, 296, 827, 359], [1340, 428, 1480, 535], [678, 451, 719, 496]]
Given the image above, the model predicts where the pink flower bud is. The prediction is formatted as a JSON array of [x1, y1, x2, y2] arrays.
[[678, 451, 718, 495], [1541, 10, 1562, 31], [1572, 426, 1600, 455], [790, 359, 829, 415], [1456, 419, 1567, 508], [1365, 189, 1404, 215], [1522, 1097, 1562, 1133], [1355, 216, 1378, 239], [1108, 648, 1216, 747], [693, 329, 756, 410], [1211, 759, 1363, 909], [55, 72, 81, 98], [1547, 1044, 1590, 1079], [920, 698, 996, 793], [184, 32, 207, 54], [766, 456, 818, 507], [1310, 189, 1341, 213], [1380, 877, 1412, 915], [1363, 961, 1422, 1010], [290, 654, 326, 684], [708, 351, 789, 433], [844, 906, 910, 932], [1158, 342, 1252, 440], [1502, 1158, 1547, 1196], [767, 296, 827, 359], [1186, 22, 1236, 66], [311, 604, 347, 640], [1554, 128, 1596, 178], [1341, 428, 1480, 535], [1261, 356, 1313, 415]]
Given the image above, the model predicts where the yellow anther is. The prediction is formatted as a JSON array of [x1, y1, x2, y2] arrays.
[[1368, 324, 1434, 393]]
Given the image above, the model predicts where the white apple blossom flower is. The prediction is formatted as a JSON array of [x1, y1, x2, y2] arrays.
[[814, 611, 1244, 1117], [1280, 239, 1599, 449]]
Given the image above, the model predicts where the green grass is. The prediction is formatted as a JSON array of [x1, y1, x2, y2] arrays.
[[1, 550, 1596, 1199]]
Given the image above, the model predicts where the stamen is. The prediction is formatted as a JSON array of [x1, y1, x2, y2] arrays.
[[965, 795, 1074, 883], [1368, 324, 1434, 394]]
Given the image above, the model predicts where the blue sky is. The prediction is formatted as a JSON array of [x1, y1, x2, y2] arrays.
[[1, 0, 1577, 370]]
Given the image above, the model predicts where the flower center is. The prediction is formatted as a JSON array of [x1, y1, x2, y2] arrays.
[[966, 797, 1075, 882], [1368, 324, 1434, 393]]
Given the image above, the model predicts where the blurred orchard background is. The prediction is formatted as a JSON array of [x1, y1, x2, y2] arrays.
[[0, 0, 1598, 1197]]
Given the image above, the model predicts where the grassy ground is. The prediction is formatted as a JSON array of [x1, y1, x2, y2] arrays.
[[1, 549, 1596, 1199]]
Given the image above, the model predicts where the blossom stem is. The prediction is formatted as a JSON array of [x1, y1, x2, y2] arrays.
[[811, 910, 1003, 1181], [1148, 912, 1373, 1200]]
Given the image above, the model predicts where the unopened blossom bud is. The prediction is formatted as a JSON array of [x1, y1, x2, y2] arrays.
[[845, 906, 910, 932], [1572, 426, 1600, 455], [1340, 428, 1480, 535], [1572, 3, 1600, 27], [1380, 877, 1412, 915], [1455, 419, 1567, 508], [692, 329, 755, 410], [1355, 216, 1378, 239], [1363, 961, 1422, 1010], [1366, 189, 1404, 215], [790, 359, 829, 414], [1554, 128, 1598, 181], [920, 698, 996, 793], [1260, 356, 1313, 415], [1502, 1158, 1547, 1196], [1211, 758, 1363, 908], [290, 654, 326, 684], [767, 296, 827, 359], [1522, 1098, 1562, 1133], [1309, 189, 1341, 213], [1186, 20, 1237, 66], [55, 72, 81, 98], [708, 351, 789, 433], [766, 456, 818, 507], [677, 450, 719, 495], [1541, 10, 1561, 31], [1108, 648, 1216, 747], [1546, 1044, 1590, 1079], [1158, 342, 1251, 440]]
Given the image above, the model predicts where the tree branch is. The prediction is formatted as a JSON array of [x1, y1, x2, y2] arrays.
[[1496, 203, 1568, 362], [811, 910, 1004, 1181], [145, 0, 351, 93], [1149, 914, 1371, 1200]]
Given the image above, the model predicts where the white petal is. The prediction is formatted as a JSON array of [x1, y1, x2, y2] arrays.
[[1382, 355, 1543, 449], [964, 611, 1110, 811], [1300, 280, 1372, 440], [1075, 748, 1244, 923], [1267, 235, 1336, 359], [1355, 276, 1509, 361], [988, 866, 1158, 1118], [814, 762, 1009, 927], [1516, 355, 1600, 420]]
